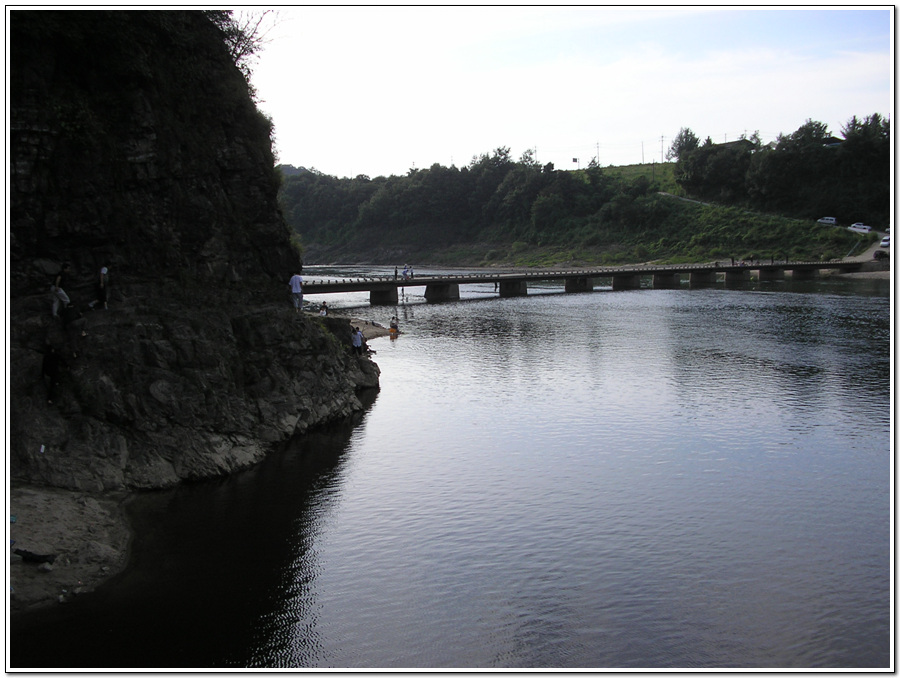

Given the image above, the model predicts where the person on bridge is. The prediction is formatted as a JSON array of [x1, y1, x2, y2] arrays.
[[289, 270, 303, 314]]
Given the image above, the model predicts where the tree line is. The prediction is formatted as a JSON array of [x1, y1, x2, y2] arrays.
[[669, 114, 889, 227], [278, 114, 888, 265]]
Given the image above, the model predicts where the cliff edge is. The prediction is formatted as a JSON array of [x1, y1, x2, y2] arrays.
[[9, 9, 381, 611], [10, 9, 380, 492]]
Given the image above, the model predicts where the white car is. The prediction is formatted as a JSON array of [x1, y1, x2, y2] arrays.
[[817, 216, 837, 225], [848, 222, 872, 234], [880, 236, 890, 248]]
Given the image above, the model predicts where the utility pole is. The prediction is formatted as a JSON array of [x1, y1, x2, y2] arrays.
[[660, 135, 664, 163], [596, 141, 600, 166], [642, 141, 644, 164]]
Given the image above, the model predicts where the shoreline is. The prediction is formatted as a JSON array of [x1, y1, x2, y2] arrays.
[[9, 486, 132, 614], [9, 313, 396, 615]]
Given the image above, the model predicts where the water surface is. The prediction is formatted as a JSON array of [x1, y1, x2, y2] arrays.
[[11, 273, 892, 669]]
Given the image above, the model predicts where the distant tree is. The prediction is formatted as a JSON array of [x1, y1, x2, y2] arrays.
[[741, 130, 763, 149], [775, 119, 831, 152], [746, 115, 889, 224], [666, 127, 700, 161], [675, 141, 751, 202], [841, 113, 890, 144], [519, 148, 540, 167], [835, 113, 890, 224]]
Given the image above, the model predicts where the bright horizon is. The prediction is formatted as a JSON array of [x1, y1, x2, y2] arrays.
[[248, 6, 893, 178]]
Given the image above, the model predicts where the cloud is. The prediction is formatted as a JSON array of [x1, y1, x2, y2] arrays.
[[252, 7, 892, 175]]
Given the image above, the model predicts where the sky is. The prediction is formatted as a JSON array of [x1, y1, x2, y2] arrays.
[[247, 6, 893, 179]]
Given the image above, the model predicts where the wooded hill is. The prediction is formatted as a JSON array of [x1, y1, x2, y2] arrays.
[[278, 115, 889, 267]]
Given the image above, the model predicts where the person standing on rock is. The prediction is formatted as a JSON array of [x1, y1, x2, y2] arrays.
[[289, 270, 303, 314], [352, 327, 363, 355], [61, 303, 88, 358], [88, 265, 109, 310], [50, 262, 72, 317]]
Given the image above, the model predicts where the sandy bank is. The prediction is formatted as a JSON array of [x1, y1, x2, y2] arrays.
[[9, 486, 131, 613], [312, 311, 396, 340]]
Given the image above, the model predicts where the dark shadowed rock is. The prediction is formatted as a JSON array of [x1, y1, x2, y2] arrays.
[[9, 10, 380, 492]]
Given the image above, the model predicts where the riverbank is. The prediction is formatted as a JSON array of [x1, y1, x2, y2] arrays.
[[9, 486, 131, 613], [339, 315, 394, 340], [9, 320, 394, 614]]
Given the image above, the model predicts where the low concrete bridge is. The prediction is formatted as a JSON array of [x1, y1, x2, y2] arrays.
[[302, 260, 867, 305]]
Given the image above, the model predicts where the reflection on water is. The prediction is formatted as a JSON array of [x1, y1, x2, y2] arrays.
[[11, 276, 891, 669]]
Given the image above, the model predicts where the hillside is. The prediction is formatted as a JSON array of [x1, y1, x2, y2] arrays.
[[278, 152, 866, 267]]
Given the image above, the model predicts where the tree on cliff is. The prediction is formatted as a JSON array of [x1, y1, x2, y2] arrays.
[[204, 10, 280, 84]]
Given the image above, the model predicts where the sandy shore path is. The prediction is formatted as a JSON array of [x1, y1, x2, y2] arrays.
[[326, 312, 396, 340], [9, 486, 131, 613]]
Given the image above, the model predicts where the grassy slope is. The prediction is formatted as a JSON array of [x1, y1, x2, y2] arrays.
[[418, 164, 868, 267], [296, 162, 872, 267]]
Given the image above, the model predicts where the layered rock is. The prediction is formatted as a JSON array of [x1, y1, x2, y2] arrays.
[[9, 10, 380, 492]]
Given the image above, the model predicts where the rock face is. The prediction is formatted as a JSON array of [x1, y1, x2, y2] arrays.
[[9, 10, 380, 492]]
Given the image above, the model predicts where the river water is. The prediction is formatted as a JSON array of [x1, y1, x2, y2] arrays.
[[11, 269, 892, 669]]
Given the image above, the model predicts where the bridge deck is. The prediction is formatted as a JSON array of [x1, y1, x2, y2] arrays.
[[301, 261, 862, 294]]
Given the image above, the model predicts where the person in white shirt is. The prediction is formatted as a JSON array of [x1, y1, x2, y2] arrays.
[[288, 271, 303, 314]]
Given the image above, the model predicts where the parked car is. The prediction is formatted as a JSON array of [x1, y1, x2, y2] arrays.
[[848, 222, 872, 233], [817, 216, 837, 225], [873, 250, 888, 260], [880, 236, 890, 248]]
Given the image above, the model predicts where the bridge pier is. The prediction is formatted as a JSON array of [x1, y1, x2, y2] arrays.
[[652, 273, 679, 289], [791, 268, 818, 280], [499, 280, 528, 297], [724, 269, 748, 284], [424, 283, 460, 302], [690, 271, 718, 286], [564, 276, 593, 293], [612, 274, 640, 291], [758, 267, 785, 281], [369, 286, 399, 305]]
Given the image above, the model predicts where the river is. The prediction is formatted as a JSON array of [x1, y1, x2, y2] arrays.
[[10, 269, 892, 669]]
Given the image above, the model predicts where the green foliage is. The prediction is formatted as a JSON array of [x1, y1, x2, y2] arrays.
[[678, 116, 889, 228], [278, 117, 883, 266], [666, 127, 701, 161]]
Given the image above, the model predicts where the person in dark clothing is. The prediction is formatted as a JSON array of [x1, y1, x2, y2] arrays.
[[61, 303, 88, 358], [88, 266, 109, 310], [42, 345, 64, 404]]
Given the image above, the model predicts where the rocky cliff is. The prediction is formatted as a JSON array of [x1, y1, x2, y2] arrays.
[[9, 10, 380, 492]]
